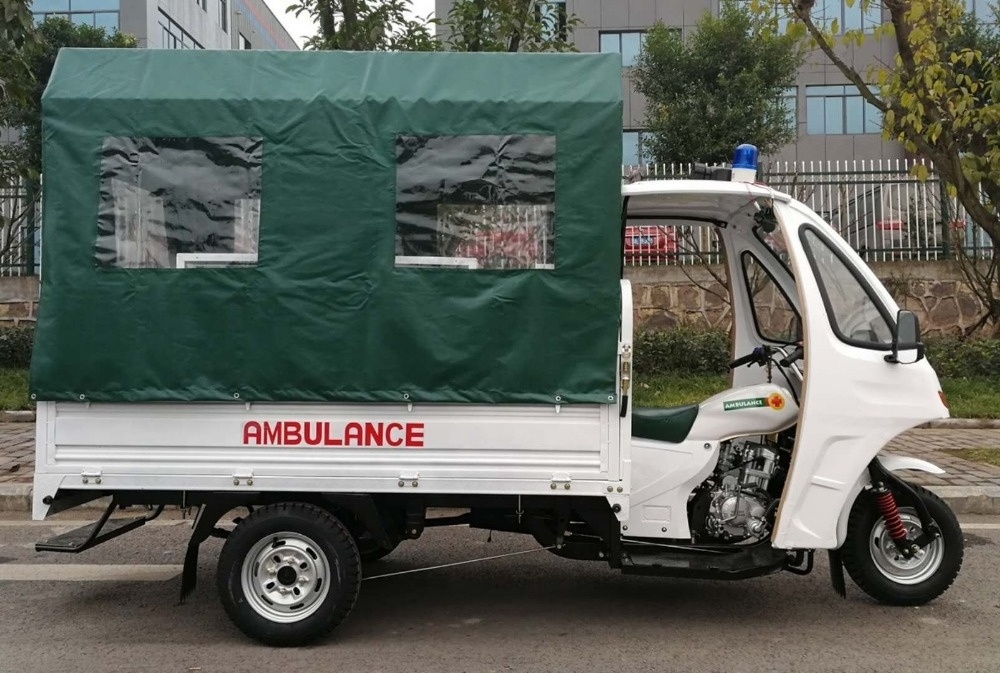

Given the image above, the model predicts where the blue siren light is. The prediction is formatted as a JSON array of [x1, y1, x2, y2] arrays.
[[731, 143, 758, 183]]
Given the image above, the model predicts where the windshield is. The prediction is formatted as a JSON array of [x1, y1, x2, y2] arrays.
[[799, 226, 894, 348]]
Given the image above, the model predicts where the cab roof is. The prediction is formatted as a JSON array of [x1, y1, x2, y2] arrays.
[[623, 179, 792, 222]]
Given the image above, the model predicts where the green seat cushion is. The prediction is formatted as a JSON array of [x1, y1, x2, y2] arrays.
[[632, 405, 700, 444]]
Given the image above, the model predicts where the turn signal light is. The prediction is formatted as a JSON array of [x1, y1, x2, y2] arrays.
[[938, 390, 949, 408]]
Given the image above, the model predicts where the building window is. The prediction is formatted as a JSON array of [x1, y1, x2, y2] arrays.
[[32, 0, 120, 30], [965, 0, 996, 20], [623, 130, 651, 166], [811, 0, 881, 33], [238, 32, 251, 49], [805, 85, 881, 135], [535, 0, 567, 41], [219, 0, 227, 32], [599, 31, 649, 67], [781, 87, 798, 128], [160, 9, 203, 49]]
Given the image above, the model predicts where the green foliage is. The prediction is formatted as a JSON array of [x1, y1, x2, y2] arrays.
[[444, 0, 578, 52], [0, 368, 31, 411], [633, 373, 729, 408], [939, 378, 1000, 419], [290, 0, 577, 53], [0, 0, 37, 53], [634, 327, 1000, 380], [633, 327, 731, 376], [925, 336, 1000, 379], [632, 0, 805, 164], [287, 0, 439, 51], [0, 17, 136, 184], [0, 326, 33, 369]]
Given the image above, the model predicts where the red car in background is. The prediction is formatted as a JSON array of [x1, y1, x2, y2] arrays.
[[624, 224, 679, 264]]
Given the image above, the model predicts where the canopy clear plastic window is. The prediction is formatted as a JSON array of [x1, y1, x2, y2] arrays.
[[96, 136, 262, 269], [395, 135, 556, 270]]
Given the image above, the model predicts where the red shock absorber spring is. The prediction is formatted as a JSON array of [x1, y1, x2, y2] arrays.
[[874, 488, 908, 541]]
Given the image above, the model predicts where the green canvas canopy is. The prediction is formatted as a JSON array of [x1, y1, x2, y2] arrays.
[[30, 49, 624, 405]]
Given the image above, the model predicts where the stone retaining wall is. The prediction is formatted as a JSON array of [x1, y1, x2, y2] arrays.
[[0, 261, 989, 336], [625, 260, 988, 336], [0, 276, 38, 327]]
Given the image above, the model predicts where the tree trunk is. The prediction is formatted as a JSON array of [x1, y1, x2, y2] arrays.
[[469, 0, 486, 52], [316, 0, 338, 47], [341, 0, 361, 50], [507, 0, 534, 52]]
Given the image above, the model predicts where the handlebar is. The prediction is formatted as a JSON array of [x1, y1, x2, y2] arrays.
[[729, 348, 765, 369], [778, 346, 804, 367], [729, 344, 804, 370]]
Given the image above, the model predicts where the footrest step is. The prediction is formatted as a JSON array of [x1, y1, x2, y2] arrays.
[[35, 516, 149, 553], [621, 542, 787, 580]]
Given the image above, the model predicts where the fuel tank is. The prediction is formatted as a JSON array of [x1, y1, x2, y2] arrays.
[[690, 383, 798, 440]]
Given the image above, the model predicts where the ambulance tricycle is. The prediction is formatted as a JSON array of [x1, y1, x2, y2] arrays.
[[29, 49, 961, 647]]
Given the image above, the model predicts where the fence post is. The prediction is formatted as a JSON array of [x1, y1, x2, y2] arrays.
[[24, 182, 38, 276], [938, 178, 951, 260]]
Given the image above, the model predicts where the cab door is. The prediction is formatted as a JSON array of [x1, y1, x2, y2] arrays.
[[770, 200, 948, 550]]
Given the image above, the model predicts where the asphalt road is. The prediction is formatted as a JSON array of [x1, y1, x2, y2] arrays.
[[0, 511, 998, 673]]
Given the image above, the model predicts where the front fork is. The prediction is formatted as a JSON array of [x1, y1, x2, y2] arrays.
[[828, 457, 944, 597], [866, 458, 941, 559]]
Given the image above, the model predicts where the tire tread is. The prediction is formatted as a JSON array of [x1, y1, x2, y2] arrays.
[[841, 483, 962, 606], [217, 501, 361, 646]]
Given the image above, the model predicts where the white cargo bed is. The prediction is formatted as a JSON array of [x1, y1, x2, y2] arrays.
[[32, 400, 625, 519]]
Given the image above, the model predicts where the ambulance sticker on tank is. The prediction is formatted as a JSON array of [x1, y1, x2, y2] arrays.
[[723, 398, 766, 411], [723, 393, 785, 411]]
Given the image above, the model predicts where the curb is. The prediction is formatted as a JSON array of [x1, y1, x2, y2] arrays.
[[0, 483, 31, 512], [0, 411, 35, 423], [3, 483, 999, 516], [919, 418, 1000, 429]]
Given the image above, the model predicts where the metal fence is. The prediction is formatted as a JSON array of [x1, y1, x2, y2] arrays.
[[0, 179, 40, 277], [623, 159, 992, 267], [0, 161, 992, 275]]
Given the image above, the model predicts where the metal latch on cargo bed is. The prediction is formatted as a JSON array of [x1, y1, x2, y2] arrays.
[[551, 474, 572, 490], [80, 469, 102, 485], [619, 342, 632, 417]]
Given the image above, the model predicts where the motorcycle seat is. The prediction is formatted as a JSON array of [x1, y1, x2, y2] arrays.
[[631, 404, 700, 444]]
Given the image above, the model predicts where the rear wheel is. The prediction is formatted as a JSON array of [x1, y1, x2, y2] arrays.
[[842, 484, 963, 606], [217, 502, 361, 646]]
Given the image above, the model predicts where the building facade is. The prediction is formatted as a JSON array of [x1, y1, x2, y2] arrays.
[[434, 0, 989, 166], [30, 0, 298, 51]]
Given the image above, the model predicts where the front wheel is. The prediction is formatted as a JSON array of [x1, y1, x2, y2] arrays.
[[217, 502, 361, 646], [841, 484, 963, 606]]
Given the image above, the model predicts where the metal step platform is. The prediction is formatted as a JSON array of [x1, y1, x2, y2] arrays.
[[36, 502, 164, 554], [620, 539, 789, 580]]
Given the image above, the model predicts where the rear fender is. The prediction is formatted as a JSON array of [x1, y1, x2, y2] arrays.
[[833, 454, 945, 548]]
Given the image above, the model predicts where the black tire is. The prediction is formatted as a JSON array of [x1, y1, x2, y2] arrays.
[[842, 483, 963, 606], [217, 502, 361, 646]]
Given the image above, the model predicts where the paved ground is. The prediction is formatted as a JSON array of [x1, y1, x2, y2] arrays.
[[0, 422, 34, 484], [883, 429, 1000, 487], [3, 422, 999, 488], [0, 514, 998, 673]]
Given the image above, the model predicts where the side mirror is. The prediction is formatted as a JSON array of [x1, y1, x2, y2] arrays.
[[885, 310, 925, 364]]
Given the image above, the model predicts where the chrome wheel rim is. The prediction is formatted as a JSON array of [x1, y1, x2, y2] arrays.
[[241, 532, 331, 623], [869, 509, 944, 585]]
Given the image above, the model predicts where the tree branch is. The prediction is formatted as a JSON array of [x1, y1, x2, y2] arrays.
[[790, 3, 887, 112]]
